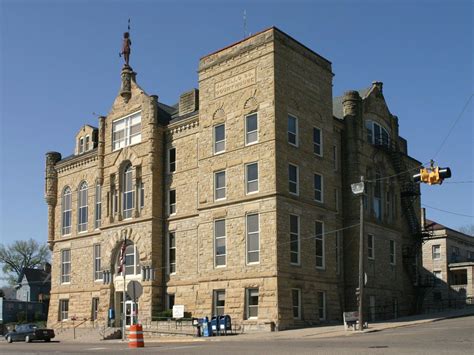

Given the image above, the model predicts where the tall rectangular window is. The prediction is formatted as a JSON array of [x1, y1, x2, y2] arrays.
[[169, 232, 176, 274], [315, 221, 325, 269], [333, 145, 338, 170], [79, 137, 84, 154], [246, 162, 259, 194], [317, 291, 326, 321], [112, 111, 142, 151], [288, 164, 299, 195], [59, 299, 69, 321], [95, 183, 101, 229], [245, 113, 258, 145], [368, 234, 375, 259], [168, 148, 176, 173], [334, 188, 339, 212], [373, 173, 382, 220], [78, 182, 88, 232], [288, 114, 298, 146], [62, 187, 72, 235], [213, 290, 225, 316], [91, 297, 99, 321], [292, 289, 301, 319], [214, 219, 226, 267], [85, 135, 90, 152], [214, 171, 226, 200], [122, 166, 134, 219], [390, 240, 396, 265], [432, 245, 441, 259], [313, 127, 322, 156], [93, 244, 102, 281], [313, 173, 323, 202], [290, 215, 300, 265], [214, 124, 225, 154], [247, 214, 260, 264], [168, 189, 176, 215], [61, 249, 71, 284], [336, 231, 342, 275], [246, 288, 259, 319], [139, 181, 145, 210]]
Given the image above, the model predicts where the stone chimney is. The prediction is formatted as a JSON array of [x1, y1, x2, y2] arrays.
[[342, 90, 361, 117], [178, 89, 199, 116]]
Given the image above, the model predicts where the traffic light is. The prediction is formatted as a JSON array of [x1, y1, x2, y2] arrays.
[[413, 165, 451, 185]]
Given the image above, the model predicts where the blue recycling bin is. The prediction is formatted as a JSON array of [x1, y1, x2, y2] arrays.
[[219, 315, 232, 335], [202, 317, 212, 337], [211, 316, 218, 335]]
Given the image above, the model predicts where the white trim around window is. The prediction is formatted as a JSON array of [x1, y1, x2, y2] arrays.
[[246, 213, 260, 264], [214, 219, 226, 267], [213, 123, 226, 154], [168, 147, 176, 173], [245, 162, 259, 195], [313, 173, 324, 203], [290, 214, 300, 265], [292, 288, 302, 320], [287, 114, 299, 147], [245, 112, 258, 145], [313, 127, 323, 156], [315, 220, 325, 269], [288, 164, 299, 196], [214, 170, 226, 201]]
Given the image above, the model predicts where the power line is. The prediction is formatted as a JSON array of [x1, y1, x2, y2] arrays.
[[422, 203, 474, 218], [433, 93, 473, 159], [443, 181, 474, 184]]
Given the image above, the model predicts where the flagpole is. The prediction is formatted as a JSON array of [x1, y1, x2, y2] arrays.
[[122, 235, 126, 341]]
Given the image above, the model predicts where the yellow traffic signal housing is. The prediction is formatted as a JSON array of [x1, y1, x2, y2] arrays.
[[413, 166, 451, 185]]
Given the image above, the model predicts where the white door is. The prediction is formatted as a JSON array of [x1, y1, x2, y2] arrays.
[[125, 300, 138, 327]]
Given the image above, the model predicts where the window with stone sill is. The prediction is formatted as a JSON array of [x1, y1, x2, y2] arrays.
[[62, 187, 72, 235], [78, 181, 88, 232], [168, 189, 176, 215], [214, 124, 225, 154], [168, 148, 176, 173], [214, 219, 226, 267], [290, 214, 300, 265], [292, 288, 301, 320], [214, 170, 226, 201], [314, 173, 323, 203], [246, 213, 260, 264], [288, 114, 298, 146], [288, 164, 299, 195], [122, 164, 134, 219], [112, 111, 142, 151], [168, 232, 176, 274], [245, 113, 258, 145], [61, 249, 71, 284], [313, 127, 322, 156], [315, 220, 325, 269], [213, 290, 226, 316], [245, 162, 259, 194], [246, 288, 259, 319]]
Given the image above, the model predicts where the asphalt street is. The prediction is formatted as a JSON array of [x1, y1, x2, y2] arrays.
[[0, 316, 472, 354]]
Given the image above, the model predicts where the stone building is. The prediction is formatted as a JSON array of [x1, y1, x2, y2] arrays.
[[45, 27, 422, 330], [420, 210, 474, 309]]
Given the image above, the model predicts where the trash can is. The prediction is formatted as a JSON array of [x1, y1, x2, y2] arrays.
[[219, 315, 232, 335], [202, 317, 212, 337], [211, 316, 218, 336]]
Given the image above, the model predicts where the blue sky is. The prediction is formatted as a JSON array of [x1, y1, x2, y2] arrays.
[[0, 0, 472, 247]]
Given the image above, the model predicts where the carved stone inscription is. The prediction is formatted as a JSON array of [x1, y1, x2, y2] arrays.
[[214, 69, 256, 98]]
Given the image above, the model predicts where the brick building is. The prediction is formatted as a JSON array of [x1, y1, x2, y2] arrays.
[[45, 27, 422, 330]]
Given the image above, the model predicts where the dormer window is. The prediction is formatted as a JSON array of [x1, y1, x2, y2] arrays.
[[112, 111, 142, 151], [85, 135, 90, 151], [79, 137, 84, 154], [366, 120, 390, 147]]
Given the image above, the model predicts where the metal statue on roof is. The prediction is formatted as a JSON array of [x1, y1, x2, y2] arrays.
[[119, 19, 132, 66]]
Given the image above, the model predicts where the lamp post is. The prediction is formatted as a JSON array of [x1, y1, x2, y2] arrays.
[[351, 176, 365, 331]]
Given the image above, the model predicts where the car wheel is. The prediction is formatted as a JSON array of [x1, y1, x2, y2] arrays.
[[6, 336, 13, 343], [45, 338, 51, 342], [25, 335, 31, 343]]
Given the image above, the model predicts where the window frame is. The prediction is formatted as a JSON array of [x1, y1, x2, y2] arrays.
[[94, 183, 101, 229], [313, 126, 323, 157], [168, 232, 176, 275], [168, 147, 176, 173], [246, 288, 259, 319], [59, 299, 69, 321], [313, 173, 324, 203], [213, 123, 226, 154], [366, 120, 390, 147], [333, 145, 338, 171], [287, 114, 299, 147], [214, 219, 226, 267], [246, 213, 260, 264], [168, 189, 176, 215], [79, 137, 84, 154], [122, 164, 134, 220], [117, 243, 140, 276], [368, 234, 375, 260], [93, 244, 103, 281], [91, 297, 99, 321], [85, 135, 90, 152], [61, 186, 72, 236], [77, 181, 88, 233], [213, 290, 226, 316], [390, 240, 396, 265], [245, 112, 258, 145], [245, 162, 259, 195], [61, 249, 71, 284], [317, 291, 326, 321], [315, 220, 325, 269], [112, 111, 142, 151], [290, 214, 300, 265], [214, 170, 226, 201], [292, 288, 302, 320], [432, 245, 441, 260], [288, 164, 299, 196]]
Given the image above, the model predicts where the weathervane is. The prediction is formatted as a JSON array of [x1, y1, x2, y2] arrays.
[[119, 19, 132, 66]]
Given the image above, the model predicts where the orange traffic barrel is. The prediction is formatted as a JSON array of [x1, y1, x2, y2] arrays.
[[128, 324, 145, 348]]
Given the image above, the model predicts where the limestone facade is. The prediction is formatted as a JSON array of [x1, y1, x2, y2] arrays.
[[45, 27, 422, 330]]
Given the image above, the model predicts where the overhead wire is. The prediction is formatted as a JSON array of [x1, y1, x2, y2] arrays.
[[422, 203, 474, 218]]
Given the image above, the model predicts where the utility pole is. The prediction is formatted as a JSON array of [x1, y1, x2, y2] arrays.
[[351, 176, 365, 331]]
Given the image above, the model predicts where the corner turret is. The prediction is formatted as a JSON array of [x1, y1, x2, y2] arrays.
[[45, 151, 62, 250]]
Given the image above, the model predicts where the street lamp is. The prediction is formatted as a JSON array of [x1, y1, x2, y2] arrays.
[[351, 176, 365, 331]]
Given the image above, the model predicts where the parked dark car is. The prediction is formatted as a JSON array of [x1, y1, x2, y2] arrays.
[[4, 323, 55, 343]]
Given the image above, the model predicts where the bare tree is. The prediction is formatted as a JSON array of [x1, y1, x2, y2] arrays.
[[0, 239, 50, 285], [458, 224, 474, 236]]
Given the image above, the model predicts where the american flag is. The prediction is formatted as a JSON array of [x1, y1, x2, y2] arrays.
[[117, 240, 127, 273]]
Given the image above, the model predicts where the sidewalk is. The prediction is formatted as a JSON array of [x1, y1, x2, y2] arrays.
[[227, 307, 474, 341]]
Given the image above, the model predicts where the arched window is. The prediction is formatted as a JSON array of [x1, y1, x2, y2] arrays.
[[61, 187, 72, 235], [365, 120, 390, 147], [117, 242, 140, 276], [78, 182, 88, 232], [122, 164, 134, 219]]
